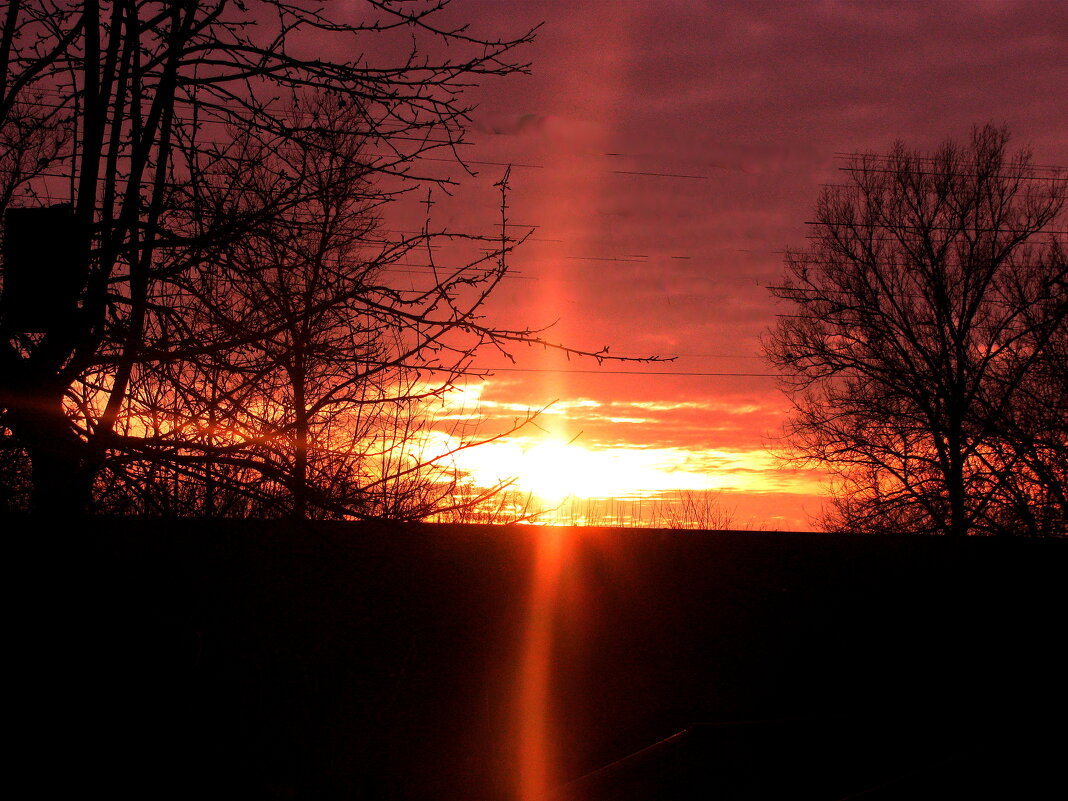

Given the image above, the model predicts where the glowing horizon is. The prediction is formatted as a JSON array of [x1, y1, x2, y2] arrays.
[[419, 377, 826, 530]]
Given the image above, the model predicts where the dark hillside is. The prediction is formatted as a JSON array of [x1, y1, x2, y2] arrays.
[[9, 518, 1065, 799]]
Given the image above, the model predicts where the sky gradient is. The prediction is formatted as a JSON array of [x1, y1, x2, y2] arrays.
[[407, 0, 1068, 529]]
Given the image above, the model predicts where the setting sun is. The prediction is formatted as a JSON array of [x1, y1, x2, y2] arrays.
[[448, 428, 821, 510], [507, 441, 592, 502], [454, 438, 619, 502]]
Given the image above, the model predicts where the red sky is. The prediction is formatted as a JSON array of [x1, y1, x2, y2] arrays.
[[393, 0, 1068, 529]]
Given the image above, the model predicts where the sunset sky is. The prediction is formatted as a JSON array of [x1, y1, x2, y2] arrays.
[[396, 0, 1068, 529]]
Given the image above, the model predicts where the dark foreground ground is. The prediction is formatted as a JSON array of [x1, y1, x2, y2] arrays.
[[9, 517, 1066, 799]]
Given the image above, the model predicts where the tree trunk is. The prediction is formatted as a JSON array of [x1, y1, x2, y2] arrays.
[[946, 441, 968, 537], [10, 382, 94, 516], [291, 364, 309, 520]]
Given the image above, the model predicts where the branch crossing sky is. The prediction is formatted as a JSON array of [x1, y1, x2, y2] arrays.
[[402, 0, 1068, 528]]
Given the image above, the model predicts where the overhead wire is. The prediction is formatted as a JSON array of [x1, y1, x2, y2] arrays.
[[470, 367, 785, 377], [9, 95, 1064, 385]]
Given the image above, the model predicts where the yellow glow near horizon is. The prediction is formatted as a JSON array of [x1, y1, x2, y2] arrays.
[[502, 440, 618, 502], [451, 435, 821, 503]]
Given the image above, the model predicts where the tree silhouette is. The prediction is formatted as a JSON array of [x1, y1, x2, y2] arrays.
[[0, 1, 658, 517], [97, 95, 539, 518], [765, 125, 1067, 536]]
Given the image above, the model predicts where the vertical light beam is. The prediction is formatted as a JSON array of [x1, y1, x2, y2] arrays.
[[516, 527, 569, 801], [514, 6, 636, 798]]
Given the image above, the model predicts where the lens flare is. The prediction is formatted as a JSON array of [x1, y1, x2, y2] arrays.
[[517, 527, 568, 801]]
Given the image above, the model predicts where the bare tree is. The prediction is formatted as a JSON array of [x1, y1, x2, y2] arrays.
[[0, 1, 660, 517], [765, 125, 1067, 536]]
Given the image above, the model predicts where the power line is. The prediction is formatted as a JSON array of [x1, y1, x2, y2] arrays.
[[610, 169, 709, 181], [834, 165, 1067, 182], [803, 222, 1068, 234], [474, 367, 783, 378], [12, 97, 712, 181], [832, 152, 1066, 172]]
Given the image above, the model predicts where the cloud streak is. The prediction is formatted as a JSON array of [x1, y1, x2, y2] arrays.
[[410, 1, 1068, 528]]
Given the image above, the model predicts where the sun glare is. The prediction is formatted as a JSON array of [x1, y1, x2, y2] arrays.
[[513, 441, 603, 502], [428, 380, 825, 521], [451, 432, 825, 507], [455, 439, 618, 502]]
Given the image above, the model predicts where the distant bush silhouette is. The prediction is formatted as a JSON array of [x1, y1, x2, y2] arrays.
[[765, 125, 1067, 536]]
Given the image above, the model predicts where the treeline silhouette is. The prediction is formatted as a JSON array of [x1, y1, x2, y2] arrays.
[[765, 125, 1067, 536], [0, 1, 660, 519]]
